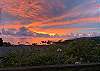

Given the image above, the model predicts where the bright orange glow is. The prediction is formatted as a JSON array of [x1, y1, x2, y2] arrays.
[[26, 17, 100, 29], [1, 17, 100, 36], [28, 28, 89, 35]]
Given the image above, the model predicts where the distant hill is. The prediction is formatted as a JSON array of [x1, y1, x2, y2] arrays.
[[53, 36, 100, 48], [63, 36, 100, 43]]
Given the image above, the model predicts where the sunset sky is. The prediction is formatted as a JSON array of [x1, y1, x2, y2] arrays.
[[0, 0, 100, 40]]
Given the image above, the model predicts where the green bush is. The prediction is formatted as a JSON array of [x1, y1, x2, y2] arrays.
[[0, 37, 100, 68]]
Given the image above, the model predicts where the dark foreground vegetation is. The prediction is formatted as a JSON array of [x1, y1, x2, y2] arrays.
[[0, 37, 100, 71]]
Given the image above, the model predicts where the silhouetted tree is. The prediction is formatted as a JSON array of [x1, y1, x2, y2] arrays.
[[3, 42, 11, 47], [0, 38, 3, 46]]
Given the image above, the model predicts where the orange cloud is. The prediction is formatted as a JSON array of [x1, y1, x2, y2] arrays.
[[1, 17, 99, 36], [23, 16, 100, 35], [0, 23, 23, 30], [27, 17, 100, 28], [28, 27, 91, 35], [1, 0, 65, 21]]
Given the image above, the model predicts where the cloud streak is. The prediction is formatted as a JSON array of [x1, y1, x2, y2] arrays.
[[0, 0, 100, 38]]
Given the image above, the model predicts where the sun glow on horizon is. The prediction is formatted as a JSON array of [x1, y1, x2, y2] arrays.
[[0, 0, 100, 44]]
